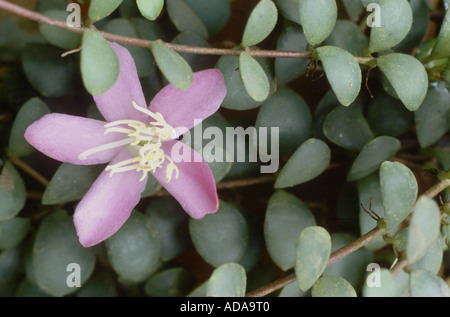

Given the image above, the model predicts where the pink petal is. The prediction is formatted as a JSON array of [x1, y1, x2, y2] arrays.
[[152, 140, 219, 219], [24, 113, 125, 165], [149, 69, 226, 137], [93, 42, 148, 123], [73, 148, 147, 247]]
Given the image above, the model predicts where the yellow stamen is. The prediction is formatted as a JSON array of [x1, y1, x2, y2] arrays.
[[79, 101, 179, 182]]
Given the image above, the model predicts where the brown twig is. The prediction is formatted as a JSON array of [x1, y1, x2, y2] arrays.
[[9, 156, 49, 187], [0, 0, 374, 64]]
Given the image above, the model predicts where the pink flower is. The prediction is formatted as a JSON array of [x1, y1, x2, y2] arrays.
[[25, 43, 226, 247]]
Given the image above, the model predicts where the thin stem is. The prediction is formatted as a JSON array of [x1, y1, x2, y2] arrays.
[[246, 227, 386, 297], [9, 156, 49, 187], [0, 0, 373, 64]]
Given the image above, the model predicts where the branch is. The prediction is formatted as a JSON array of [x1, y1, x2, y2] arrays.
[[0, 0, 373, 64]]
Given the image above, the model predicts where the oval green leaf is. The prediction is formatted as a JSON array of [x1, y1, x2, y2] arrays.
[[298, 0, 337, 45], [239, 51, 270, 102], [22, 43, 76, 97], [311, 275, 357, 297], [415, 81, 450, 148], [0, 217, 30, 251], [317, 46, 362, 107], [189, 200, 249, 267], [151, 41, 193, 91], [185, 0, 231, 36], [0, 162, 26, 221], [89, 0, 123, 21], [369, 0, 413, 53], [166, 0, 208, 38], [40, 10, 81, 50], [323, 105, 374, 152], [106, 211, 161, 283], [410, 269, 450, 297], [362, 268, 396, 297], [32, 210, 95, 297], [431, 7, 450, 59], [275, 138, 330, 188], [42, 163, 103, 205], [255, 86, 312, 158], [377, 53, 428, 111], [8, 97, 50, 157], [137, 0, 164, 21], [144, 267, 196, 297], [81, 30, 119, 95], [406, 196, 441, 264], [265, 191, 316, 271], [380, 161, 418, 231], [206, 263, 247, 297], [295, 226, 332, 292], [275, 26, 309, 85], [145, 197, 190, 262], [347, 136, 401, 182], [242, 0, 278, 47]]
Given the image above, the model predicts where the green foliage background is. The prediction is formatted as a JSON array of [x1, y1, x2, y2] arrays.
[[0, 0, 450, 297]]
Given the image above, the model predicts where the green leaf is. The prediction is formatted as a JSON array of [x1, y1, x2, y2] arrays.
[[357, 173, 387, 251], [106, 211, 161, 283], [377, 53, 428, 111], [22, 44, 76, 97], [341, 0, 365, 21], [39, 10, 81, 50], [8, 97, 50, 157], [317, 46, 362, 106], [89, 0, 124, 21], [323, 105, 374, 152], [172, 32, 216, 72], [77, 270, 118, 297], [145, 197, 190, 262], [0, 217, 30, 251], [415, 82, 450, 148], [275, 0, 301, 24], [275, 138, 330, 188], [189, 201, 249, 267], [431, 7, 450, 59], [295, 226, 332, 292], [380, 161, 418, 231], [410, 237, 444, 274], [311, 275, 357, 297], [255, 86, 312, 158], [216, 53, 274, 110], [137, 0, 164, 21], [166, 0, 208, 38], [362, 268, 396, 297], [80, 30, 119, 95], [242, 0, 278, 47], [366, 88, 414, 137], [151, 41, 193, 91], [275, 26, 309, 85], [239, 51, 270, 102], [0, 162, 26, 221], [144, 267, 196, 297], [32, 210, 95, 297], [347, 136, 401, 182], [369, 0, 413, 53], [0, 245, 22, 285], [410, 269, 450, 297], [298, 0, 337, 45], [42, 163, 104, 205], [323, 20, 368, 56], [264, 191, 316, 271], [104, 19, 154, 78], [184, 0, 231, 36], [206, 263, 247, 297], [406, 196, 441, 264]]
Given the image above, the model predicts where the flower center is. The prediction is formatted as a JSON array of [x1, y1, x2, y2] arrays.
[[79, 102, 179, 183]]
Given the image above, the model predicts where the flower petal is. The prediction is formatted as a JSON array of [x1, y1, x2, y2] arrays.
[[93, 42, 148, 122], [149, 69, 226, 137], [25, 113, 126, 165], [73, 147, 147, 247], [152, 140, 219, 219]]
